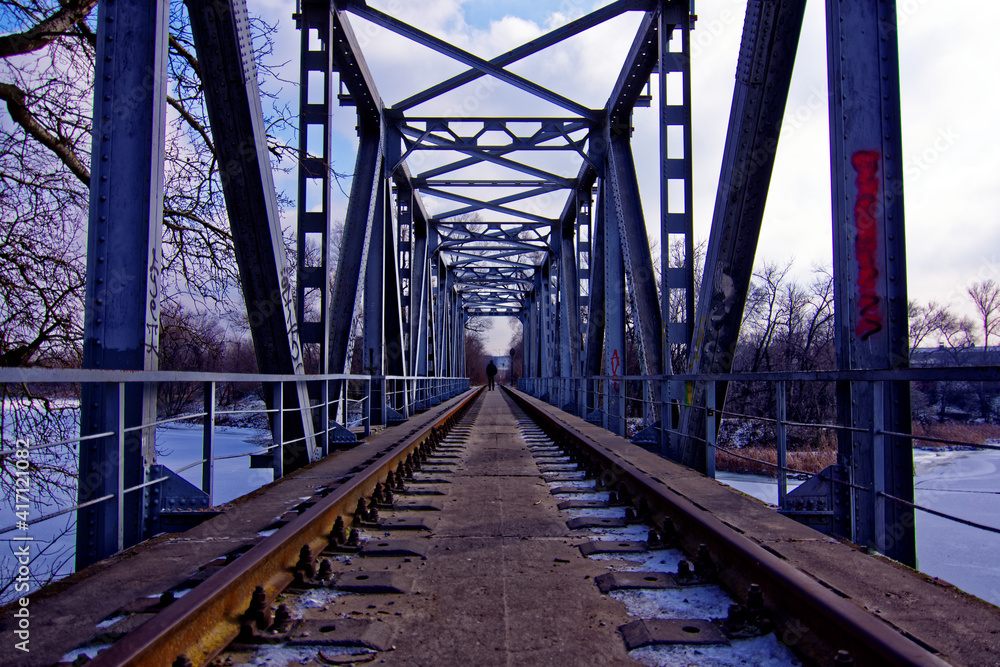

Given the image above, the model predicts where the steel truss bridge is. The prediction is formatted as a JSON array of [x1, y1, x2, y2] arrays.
[[9, 0, 938, 575]]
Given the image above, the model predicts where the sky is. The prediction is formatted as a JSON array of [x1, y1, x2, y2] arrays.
[[247, 0, 1000, 354]]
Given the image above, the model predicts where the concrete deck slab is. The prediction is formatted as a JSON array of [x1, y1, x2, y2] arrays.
[[309, 390, 639, 667]]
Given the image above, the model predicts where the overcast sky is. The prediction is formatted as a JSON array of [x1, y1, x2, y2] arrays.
[[250, 0, 1000, 354]]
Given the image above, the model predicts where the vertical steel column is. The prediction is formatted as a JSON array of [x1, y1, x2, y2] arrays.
[[445, 271, 457, 376], [364, 169, 387, 427], [526, 283, 538, 391], [409, 222, 429, 379], [559, 230, 582, 411], [295, 2, 334, 374], [431, 254, 446, 378], [584, 183, 606, 418], [383, 192, 407, 379], [608, 134, 662, 377], [575, 187, 593, 372], [77, 0, 168, 568], [826, 0, 914, 566], [538, 261, 552, 400], [396, 185, 412, 359], [517, 313, 526, 384], [422, 230, 436, 383], [457, 299, 467, 377], [608, 134, 662, 429], [659, 1, 695, 354], [659, 2, 695, 456], [603, 175, 626, 436], [383, 130, 408, 388], [551, 256, 563, 403], [560, 188, 587, 412], [384, 207, 407, 418]]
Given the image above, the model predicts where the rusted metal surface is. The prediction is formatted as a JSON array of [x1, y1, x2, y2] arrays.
[[619, 618, 728, 649], [505, 387, 953, 666], [88, 387, 483, 667]]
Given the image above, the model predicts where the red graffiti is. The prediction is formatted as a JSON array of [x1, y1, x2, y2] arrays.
[[851, 150, 883, 341], [611, 349, 621, 392]]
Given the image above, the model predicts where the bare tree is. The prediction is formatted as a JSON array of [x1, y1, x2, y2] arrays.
[[908, 300, 942, 355], [721, 261, 837, 448], [156, 299, 228, 416], [464, 323, 491, 386], [667, 238, 704, 372], [0, 2, 300, 366], [968, 279, 1000, 350]]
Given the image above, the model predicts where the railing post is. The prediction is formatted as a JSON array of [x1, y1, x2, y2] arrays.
[[116, 382, 126, 553], [401, 378, 411, 419], [202, 381, 215, 507], [776, 380, 787, 509], [318, 379, 329, 458], [364, 378, 372, 437], [705, 380, 716, 479], [602, 377, 609, 431], [271, 383, 284, 479], [660, 375, 670, 458], [872, 380, 886, 554], [337, 378, 351, 428]]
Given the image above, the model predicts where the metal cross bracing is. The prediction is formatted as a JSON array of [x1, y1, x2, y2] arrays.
[[76, 0, 921, 573], [74, 0, 697, 566]]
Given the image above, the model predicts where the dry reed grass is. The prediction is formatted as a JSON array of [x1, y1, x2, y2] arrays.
[[912, 422, 1000, 448], [716, 446, 837, 477], [716, 422, 1000, 477]]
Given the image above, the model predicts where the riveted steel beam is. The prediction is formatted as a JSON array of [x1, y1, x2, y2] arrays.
[[77, 0, 169, 569], [295, 0, 335, 375], [608, 133, 663, 377], [826, 0, 914, 566]]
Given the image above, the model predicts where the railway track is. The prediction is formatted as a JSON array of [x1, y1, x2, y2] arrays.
[[54, 388, 980, 666]]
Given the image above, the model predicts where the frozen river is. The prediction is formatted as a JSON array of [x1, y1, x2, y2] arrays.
[[4, 429, 1000, 608], [720, 448, 1000, 607]]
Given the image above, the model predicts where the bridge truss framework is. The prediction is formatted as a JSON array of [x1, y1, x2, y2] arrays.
[[77, 0, 915, 569]]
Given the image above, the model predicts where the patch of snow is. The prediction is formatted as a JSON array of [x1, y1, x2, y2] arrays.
[[611, 586, 733, 619], [631, 634, 802, 666]]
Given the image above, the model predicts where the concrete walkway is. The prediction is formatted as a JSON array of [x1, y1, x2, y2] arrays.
[[349, 389, 638, 666]]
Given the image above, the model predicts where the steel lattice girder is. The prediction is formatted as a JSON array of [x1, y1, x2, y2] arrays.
[[316, 1, 692, 381], [329, 0, 671, 322]]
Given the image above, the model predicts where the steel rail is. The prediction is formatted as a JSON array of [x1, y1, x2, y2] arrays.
[[505, 386, 949, 667], [88, 387, 484, 667]]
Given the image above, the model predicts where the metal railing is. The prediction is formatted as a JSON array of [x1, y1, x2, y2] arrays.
[[0, 368, 470, 541], [518, 366, 1000, 536]]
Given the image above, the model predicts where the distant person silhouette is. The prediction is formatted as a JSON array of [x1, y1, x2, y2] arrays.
[[486, 360, 497, 390]]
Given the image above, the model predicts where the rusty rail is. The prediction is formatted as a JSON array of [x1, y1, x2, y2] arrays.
[[504, 386, 949, 667], [89, 387, 483, 667]]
